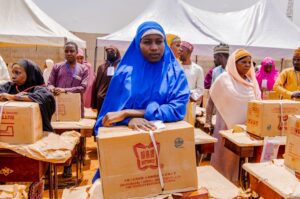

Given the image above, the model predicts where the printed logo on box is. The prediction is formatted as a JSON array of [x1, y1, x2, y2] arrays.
[[174, 137, 184, 148], [133, 142, 160, 170], [0, 126, 14, 136], [0, 111, 15, 136], [57, 104, 66, 115], [277, 115, 288, 131]]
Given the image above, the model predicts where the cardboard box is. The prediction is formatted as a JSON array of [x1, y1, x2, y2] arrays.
[[52, 93, 81, 121], [0, 102, 43, 144], [247, 100, 300, 137], [184, 102, 196, 125], [97, 121, 198, 199], [262, 91, 281, 100], [285, 115, 300, 173]]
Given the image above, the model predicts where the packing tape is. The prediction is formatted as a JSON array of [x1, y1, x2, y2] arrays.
[[149, 130, 164, 191], [0, 101, 10, 124], [279, 101, 284, 136]]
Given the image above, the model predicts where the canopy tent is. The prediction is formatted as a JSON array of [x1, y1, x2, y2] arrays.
[[96, 0, 300, 59], [0, 0, 86, 48]]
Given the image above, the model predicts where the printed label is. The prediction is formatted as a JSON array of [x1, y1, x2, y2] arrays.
[[0, 111, 16, 136], [133, 142, 160, 170]]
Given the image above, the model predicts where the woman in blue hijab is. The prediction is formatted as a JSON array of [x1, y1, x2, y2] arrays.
[[94, 21, 189, 134], [93, 21, 189, 181]]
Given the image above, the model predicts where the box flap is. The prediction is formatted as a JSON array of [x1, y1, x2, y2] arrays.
[[98, 121, 193, 139], [0, 101, 38, 108]]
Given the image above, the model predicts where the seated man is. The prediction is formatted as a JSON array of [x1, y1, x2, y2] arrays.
[[274, 48, 300, 99]]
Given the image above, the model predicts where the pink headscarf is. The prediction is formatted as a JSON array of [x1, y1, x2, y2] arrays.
[[256, 57, 279, 91], [77, 48, 84, 57], [181, 41, 194, 53]]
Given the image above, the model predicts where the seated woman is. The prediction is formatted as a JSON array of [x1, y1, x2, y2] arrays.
[[209, 49, 261, 183], [0, 59, 56, 132], [256, 57, 279, 93], [93, 21, 190, 181]]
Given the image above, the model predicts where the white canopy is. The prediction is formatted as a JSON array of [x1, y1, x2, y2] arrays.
[[96, 0, 300, 59], [0, 0, 86, 48]]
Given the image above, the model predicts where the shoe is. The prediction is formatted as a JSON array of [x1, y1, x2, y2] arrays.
[[62, 166, 72, 178]]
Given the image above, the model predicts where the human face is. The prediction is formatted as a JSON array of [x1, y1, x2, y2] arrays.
[[293, 55, 300, 71], [64, 44, 77, 63], [170, 41, 181, 58], [214, 54, 222, 67], [236, 56, 252, 78], [179, 46, 189, 62], [140, 34, 165, 63], [264, 63, 273, 73], [11, 64, 27, 86], [106, 48, 118, 62], [76, 56, 84, 64]]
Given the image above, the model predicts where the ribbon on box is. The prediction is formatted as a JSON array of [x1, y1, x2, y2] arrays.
[[148, 121, 166, 191], [279, 101, 285, 136]]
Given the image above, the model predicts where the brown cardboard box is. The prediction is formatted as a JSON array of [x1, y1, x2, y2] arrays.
[[247, 100, 300, 137], [52, 93, 81, 121], [0, 102, 43, 144], [285, 115, 300, 173], [97, 121, 198, 199], [262, 91, 281, 100]]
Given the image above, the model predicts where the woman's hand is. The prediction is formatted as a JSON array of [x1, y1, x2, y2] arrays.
[[128, 118, 157, 131], [0, 93, 15, 101], [102, 110, 127, 127], [292, 91, 300, 99]]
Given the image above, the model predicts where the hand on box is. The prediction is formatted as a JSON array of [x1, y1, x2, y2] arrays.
[[128, 118, 157, 131], [292, 91, 300, 99], [0, 93, 14, 101], [102, 111, 127, 127]]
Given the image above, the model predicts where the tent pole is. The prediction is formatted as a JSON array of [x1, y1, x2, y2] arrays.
[[280, 58, 284, 72], [94, 39, 98, 72], [84, 48, 88, 59]]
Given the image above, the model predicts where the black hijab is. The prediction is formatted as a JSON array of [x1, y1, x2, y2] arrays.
[[0, 59, 55, 132], [11, 59, 45, 93]]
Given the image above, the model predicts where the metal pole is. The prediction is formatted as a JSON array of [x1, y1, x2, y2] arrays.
[[280, 58, 284, 72], [94, 39, 98, 72]]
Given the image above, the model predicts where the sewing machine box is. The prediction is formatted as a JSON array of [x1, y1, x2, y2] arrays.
[[0, 102, 43, 144], [262, 91, 281, 100], [285, 115, 300, 173], [52, 93, 81, 121], [247, 100, 300, 137], [97, 121, 198, 199]]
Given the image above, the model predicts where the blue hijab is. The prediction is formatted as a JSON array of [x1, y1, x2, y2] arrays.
[[92, 21, 189, 182], [94, 21, 189, 135]]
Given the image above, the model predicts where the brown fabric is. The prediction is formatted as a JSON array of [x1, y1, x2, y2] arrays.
[[91, 60, 120, 112], [0, 131, 80, 163]]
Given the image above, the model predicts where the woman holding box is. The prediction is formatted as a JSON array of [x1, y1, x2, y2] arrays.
[[93, 21, 190, 181], [0, 59, 55, 132]]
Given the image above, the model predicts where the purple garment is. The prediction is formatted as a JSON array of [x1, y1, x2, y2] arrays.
[[204, 67, 214, 89], [48, 61, 89, 117]]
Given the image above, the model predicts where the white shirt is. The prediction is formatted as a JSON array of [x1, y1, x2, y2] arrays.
[[0, 56, 10, 84], [182, 62, 204, 101]]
